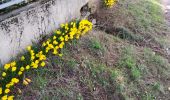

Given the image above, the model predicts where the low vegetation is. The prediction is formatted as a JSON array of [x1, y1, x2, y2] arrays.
[[0, 0, 170, 99]]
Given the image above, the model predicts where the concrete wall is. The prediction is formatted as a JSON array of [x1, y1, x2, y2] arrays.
[[0, 0, 89, 64]]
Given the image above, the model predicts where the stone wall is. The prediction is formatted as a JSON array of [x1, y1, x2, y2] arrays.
[[0, 0, 89, 64]]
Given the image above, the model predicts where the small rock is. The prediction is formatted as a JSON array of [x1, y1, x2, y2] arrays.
[[166, 48, 170, 55], [168, 87, 170, 91], [92, 19, 97, 25], [86, 12, 91, 17], [82, 12, 91, 19]]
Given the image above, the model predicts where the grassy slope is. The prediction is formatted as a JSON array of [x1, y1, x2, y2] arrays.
[[17, 0, 170, 99]]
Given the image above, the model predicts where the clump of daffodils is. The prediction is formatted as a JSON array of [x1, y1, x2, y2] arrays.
[[104, 0, 117, 8], [0, 19, 93, 99]]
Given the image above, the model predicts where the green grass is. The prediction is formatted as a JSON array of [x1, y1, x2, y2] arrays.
[[114, 27, 144, 42], [143, 48, 170, 77], [119, 55, 136, 69], [89, 38, 103, 50], [66, 59, 77, 69], [115, 44, 170, 99], [131, 67, 141, 80], [127, 0, 165, 32], [152, 82, 161, 91], [142, 93, 155, 100], [101, 0, 169, 48], [118, 46, 141, 80], [16, 30, 170, 99], [33, 75, 48, 90], [17, 38, 127, 99]]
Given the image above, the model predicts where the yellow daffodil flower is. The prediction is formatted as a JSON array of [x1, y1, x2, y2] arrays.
[[4, 64, 10, 70], [40, 62, 46, 67], [5, 88, 10, 94], [11, 67, 17, 72], [21, 56, 25, 61], [2, 72, 6, 77]]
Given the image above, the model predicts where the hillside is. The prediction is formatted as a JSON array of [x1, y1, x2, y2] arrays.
[[13, 0, 170, 99]]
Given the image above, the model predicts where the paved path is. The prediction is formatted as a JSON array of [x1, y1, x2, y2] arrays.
[[162, 0, 170, 56], [163, 0, 170, 26]]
